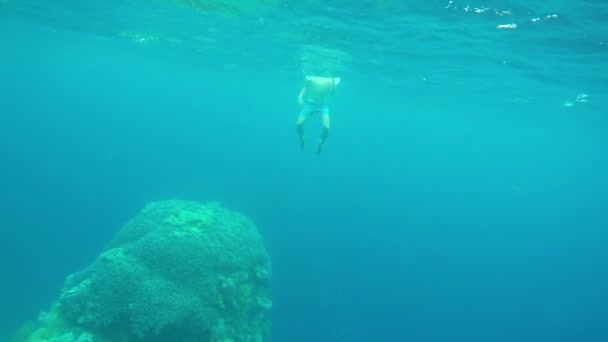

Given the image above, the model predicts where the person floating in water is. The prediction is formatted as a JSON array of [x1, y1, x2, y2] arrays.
[[296, 75, 341, 155]]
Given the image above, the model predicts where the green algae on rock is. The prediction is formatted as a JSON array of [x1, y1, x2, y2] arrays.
[[20, 200, 272, 342]]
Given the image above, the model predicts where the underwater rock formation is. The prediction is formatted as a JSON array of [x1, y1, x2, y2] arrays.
[[22, 200, 272, 342]]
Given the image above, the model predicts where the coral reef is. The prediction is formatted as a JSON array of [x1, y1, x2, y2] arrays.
[[21, 200, 272, 342]]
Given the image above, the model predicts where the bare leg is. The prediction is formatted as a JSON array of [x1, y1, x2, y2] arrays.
[[317, 113, 330, 155], [296, 114, 307, 150]]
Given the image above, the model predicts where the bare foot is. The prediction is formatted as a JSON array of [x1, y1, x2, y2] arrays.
[[316, 140, 324, 155]]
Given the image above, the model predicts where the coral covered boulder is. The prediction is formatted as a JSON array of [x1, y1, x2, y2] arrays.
[[24, 200, 272, 342]]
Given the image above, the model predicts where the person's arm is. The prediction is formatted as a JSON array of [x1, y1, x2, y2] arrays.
[[298, 76, 310, 105], [298, 87, 306, 105]]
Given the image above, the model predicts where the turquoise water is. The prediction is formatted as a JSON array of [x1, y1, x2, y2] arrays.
[[1, 0, 607, 341]]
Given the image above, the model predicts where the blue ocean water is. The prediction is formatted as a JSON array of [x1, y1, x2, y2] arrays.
[[1, 0, 607, 341]]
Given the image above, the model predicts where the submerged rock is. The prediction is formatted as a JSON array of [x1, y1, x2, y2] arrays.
[[21, 200, 272, 342]]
